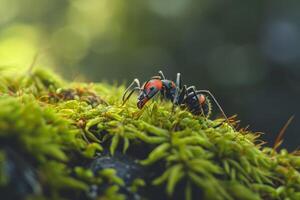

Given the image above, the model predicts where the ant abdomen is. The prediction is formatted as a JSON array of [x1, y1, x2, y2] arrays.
[[183, 93, 212, 117]]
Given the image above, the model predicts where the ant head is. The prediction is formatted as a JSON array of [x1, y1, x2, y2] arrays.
[[137, 79, 162, 109]]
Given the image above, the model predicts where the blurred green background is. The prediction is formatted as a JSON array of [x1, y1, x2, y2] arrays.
[[0, 0, 299, 150]]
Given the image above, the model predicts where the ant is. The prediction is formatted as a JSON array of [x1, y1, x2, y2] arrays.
[[122, 70, 229, 122]]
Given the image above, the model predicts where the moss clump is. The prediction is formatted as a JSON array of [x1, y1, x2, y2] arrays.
[[0, 68, 299, 200]]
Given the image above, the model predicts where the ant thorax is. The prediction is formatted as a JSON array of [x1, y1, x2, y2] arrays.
[[161, 80, 176, 101]]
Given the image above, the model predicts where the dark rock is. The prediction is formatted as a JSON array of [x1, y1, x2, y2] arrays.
[[0, 147, 42, 200], [89, 151, 146, 200]]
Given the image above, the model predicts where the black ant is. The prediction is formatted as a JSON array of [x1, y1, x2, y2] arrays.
[[122, 71, 229, 122]]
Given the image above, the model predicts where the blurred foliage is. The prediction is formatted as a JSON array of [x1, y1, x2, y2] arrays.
[[0, 68, 299, 199]]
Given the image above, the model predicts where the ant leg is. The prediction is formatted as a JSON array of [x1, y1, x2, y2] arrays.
[[177, 85, 187, 105], [158, 70, 166, 80], [172, 85, 187, 112], [122, 79, 141, 103], [197, 90, 229, 123], [186, 86, 198, 93], [172, 73, 183, 111], [176, 73, 182, 89], [172, 86, 187, 112], [172, 73, 182, 104]]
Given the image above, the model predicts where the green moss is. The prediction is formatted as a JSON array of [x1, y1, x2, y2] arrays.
[[0, 68, 299, 200]]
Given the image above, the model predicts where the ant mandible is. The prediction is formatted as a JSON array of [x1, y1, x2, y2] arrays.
[[122, 70, 229, 122]]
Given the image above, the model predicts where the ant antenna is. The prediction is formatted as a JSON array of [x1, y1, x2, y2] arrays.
[[122, 79, 141, 105], [122, 88, 140, 105], [197, 90, 230, 126]]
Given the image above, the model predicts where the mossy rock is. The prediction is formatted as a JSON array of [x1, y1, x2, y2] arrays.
[[0, 68, 299, 200]]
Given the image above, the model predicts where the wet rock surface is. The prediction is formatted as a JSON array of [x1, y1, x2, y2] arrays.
[[89, 151, 146, 200], [0, 147, 41, 200]]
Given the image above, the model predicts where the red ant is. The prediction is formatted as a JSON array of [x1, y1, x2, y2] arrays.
[[122, 71, 229, 122]]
